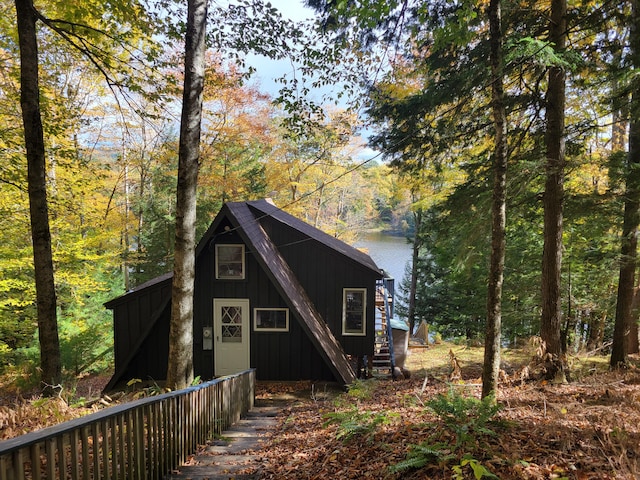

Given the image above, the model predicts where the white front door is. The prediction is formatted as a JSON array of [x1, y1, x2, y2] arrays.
[[213, 298, 250, 376]]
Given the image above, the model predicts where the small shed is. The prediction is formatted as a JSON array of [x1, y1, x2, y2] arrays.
[[104, 199, 384, 390]]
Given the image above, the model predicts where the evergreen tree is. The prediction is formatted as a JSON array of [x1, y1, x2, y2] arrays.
[[611, 0, 640, 368], [483, 0, 508, 399]]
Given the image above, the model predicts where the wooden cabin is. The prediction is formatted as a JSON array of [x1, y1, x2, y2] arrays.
[[104, 199, 384, 390]]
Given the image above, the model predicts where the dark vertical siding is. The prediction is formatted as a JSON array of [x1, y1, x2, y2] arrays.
[[259, 216, 378, 357], [129, 308, 169, 381], [110, 278, 172, 385], [193, 234, 214, 379], [112, 280, 171, 378], [112, 303, 126, 367], [251, 320, 334, 382]]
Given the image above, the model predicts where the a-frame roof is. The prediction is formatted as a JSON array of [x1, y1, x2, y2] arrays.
[[106, 199, 383, 387], [196, 199, 380, 275]]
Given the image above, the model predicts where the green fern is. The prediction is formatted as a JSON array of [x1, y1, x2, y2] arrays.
[[390, 388, 502, 475], [427, 387, 501, 449], [323, 406, 394, 443], [347, 379, 377, 400], [389, 442, 454, 473], [333, 380, 377, 408]]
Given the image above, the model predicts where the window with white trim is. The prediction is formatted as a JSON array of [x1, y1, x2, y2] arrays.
[[254, 308, 289, 332], [215, 244, 245, 279], [342, 288, 366, 336]]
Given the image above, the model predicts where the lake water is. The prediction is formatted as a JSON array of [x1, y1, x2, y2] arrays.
[[353, 231, 413, 285]]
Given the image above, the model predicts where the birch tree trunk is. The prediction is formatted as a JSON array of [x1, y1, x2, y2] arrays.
[[14, 0, 61, 394], [166, 0, 207, 390]]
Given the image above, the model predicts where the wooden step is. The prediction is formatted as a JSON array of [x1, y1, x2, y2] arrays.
[[372, 357, 390, 365]]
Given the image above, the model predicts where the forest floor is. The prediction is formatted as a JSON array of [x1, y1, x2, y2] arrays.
[[256, 342, 640, 480], [0, 342, 639, 479]]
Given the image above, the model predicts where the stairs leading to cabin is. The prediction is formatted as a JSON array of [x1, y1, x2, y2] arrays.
[[372, 282, 393, 375], [373, 331, 391, 373]]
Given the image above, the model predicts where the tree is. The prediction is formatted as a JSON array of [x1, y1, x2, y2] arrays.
[[14, 0, 61, 394], [108, 101, 179, 288], [303, 0, 640, 375], [166, 0, 207, 390], [611, 0, 640, 368], [482, 0, 507, 400], [197, 56, 272, 219], [540, 0, 568, 383], [406, 202, 423, 334], [7, 0, 166, 390]]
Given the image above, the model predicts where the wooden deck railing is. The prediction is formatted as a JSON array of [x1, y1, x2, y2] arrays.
[[0, 369, 255, 480]]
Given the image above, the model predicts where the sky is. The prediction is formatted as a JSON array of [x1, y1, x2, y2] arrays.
[[244, 0, 316, 97], [244, 0, 381, 162]]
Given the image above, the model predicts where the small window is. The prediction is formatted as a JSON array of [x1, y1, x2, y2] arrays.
[[215, 244, 245, 279], [343, 288, 366, 336], [254, 308, 289, 332]]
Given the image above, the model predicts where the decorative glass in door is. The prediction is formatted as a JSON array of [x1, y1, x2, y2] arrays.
[[214, 298, 250, 377], [221, 305, 242, 343]]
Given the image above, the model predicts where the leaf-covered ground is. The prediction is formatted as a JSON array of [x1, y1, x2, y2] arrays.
[[1, 344, 638, 479], [0, 373, 111, 440], [257, 344, 640, 480]]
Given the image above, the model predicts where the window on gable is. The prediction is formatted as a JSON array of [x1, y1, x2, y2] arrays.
[[342, 288, 366, 336], [215, 244, 245, 279], [254, 308, 289, 332]]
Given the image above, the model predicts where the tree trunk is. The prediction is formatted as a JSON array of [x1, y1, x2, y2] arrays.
[[407, 207, 422, 334], [540, 0, 567, 383], [122, 161, 131, 290], [314, 183, 325, 228], [482, 0, 507, 400], [630, 269, 640, 353], [611, 26, 629, 155], [630, 284, 640, 354], [14, 0, 61, 395], [629, 313, 639, 354], [611, 0, 640, 368], [611, 131, 639, 367], [166, 0, 207, 390], [586, 311, 605, 350]]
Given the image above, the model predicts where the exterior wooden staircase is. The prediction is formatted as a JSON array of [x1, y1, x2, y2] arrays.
[[372, 278, 395, 375]]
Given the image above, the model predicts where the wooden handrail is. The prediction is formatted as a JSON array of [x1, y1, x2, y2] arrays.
[[0, 369, 256, 479]]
